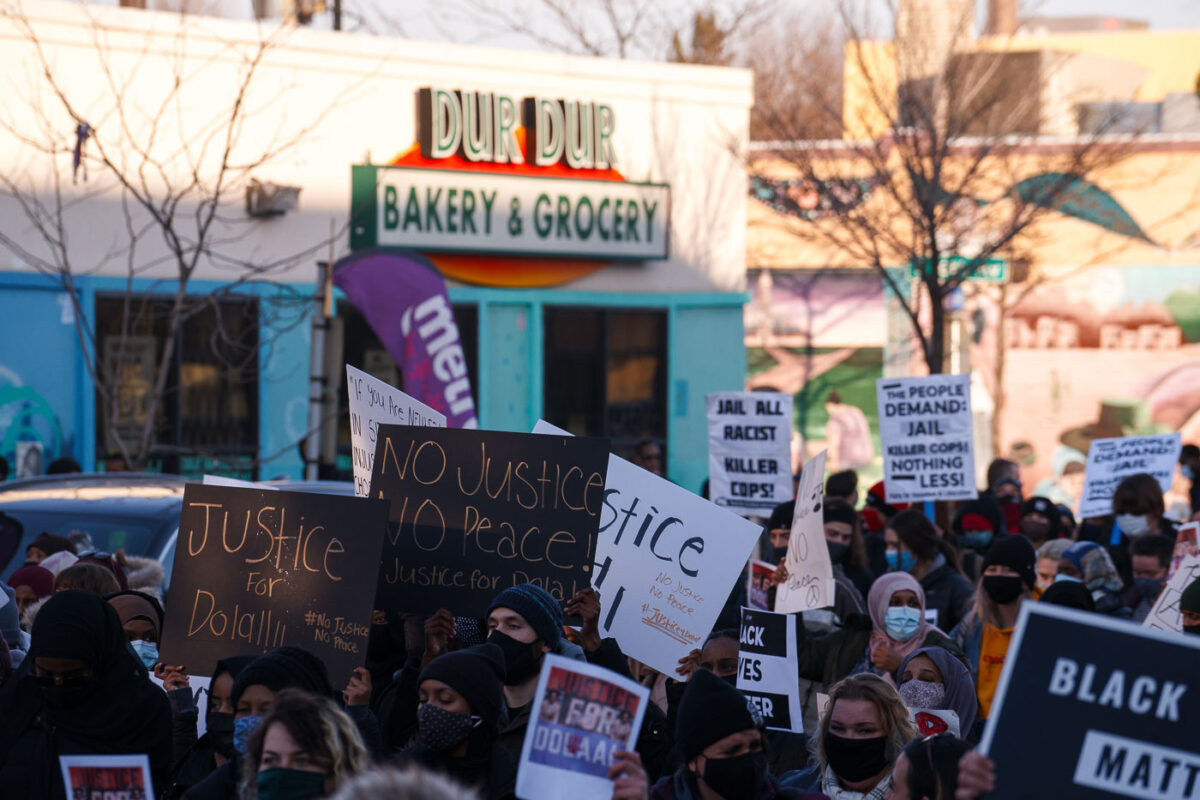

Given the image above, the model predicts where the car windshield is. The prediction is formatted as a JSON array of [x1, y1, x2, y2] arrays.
[[0, 510, 157, 579]]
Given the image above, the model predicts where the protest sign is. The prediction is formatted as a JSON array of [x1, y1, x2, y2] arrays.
[[1143, 553, 1200, 633], [202, 475, 272, 490], [706, 392, 793, 517], [775, 451, 835, 614], [161, 483, 389, 682], [747, 560, 775, 611], [1169, 521, 1198, 579], [912, 708, 960, 738], [737, 608, 803, 732], [1078, 433, 1183, 519], [370, 425, 607, 616], [347, 365, 445, 497], [980, 602, 1200, 799], [59, 754, 153, 800], [516, 654, 649, 800], [532, 420, 762, 677], [876, 374, 977, 503]]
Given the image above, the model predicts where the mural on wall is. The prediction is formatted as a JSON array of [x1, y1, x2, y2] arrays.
[[0, 364, 66, 477], [750, 176, 883, 221]]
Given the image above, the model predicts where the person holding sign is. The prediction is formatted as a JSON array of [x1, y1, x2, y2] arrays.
[[0, 591, 172, 798], [1181, 577, 1200, 635], [884, 510, 975, 634]]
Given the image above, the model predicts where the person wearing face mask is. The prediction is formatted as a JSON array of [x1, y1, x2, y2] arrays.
[[896, 647, 977, 742], [950, 499, 1005, 584], [0, 590, 171, 798], [1034, 540, 1072, 596], [950, 536, 1036, 722], [1055, 541, 1129, 617], [824, 500, 875, 600], [1180, 444, 1200, 515], [105, 589, 164, 670], [1110, 472, 1175, 558], [1016, 497, 1059, 549], [888, 734, 976, 800], [1122, 534, 1173, 623], [781, 672, 917, 799], [396, 643, 516, 799], [1180, 578, 1200, 636], [164, 655, 255, 799], [883, 511, 974, 633], [242, 688, 368, 800]]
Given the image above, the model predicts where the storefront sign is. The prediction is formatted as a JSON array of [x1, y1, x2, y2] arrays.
[[352, 165, 668, 260], [877, 374, 977, 503], [1078, 433, 1182, 519], [706, 391, 793, 517]]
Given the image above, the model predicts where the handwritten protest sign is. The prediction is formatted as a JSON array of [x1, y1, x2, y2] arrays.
[[747, 560, 775, 611], [370, 425, 607, 616], [347, 365, 445, 497], [60, 754, 153, 799], [775, 451, 835, 614], [1078, 433, 1182, 519], [161, 484, 389, 681], [1170, 521, 1199, 579], [877, 374, 977, 503], [707, 392, 793, 517], [1143, 553, 1200, 633], [516, 654, 649, 800], [202, 475, 272, 490], [532, 420, 762, 677], [738, 608, 803, 732], [981, 602, 1200, 799]]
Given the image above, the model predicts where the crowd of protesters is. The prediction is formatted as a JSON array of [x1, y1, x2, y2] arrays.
[[2, 447, 1199, 800]]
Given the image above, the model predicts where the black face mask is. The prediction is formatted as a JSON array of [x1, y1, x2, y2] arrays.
[[367, 615, 405, 662], [701, 750, 767, 799], [1019, 519, 1050, 542], [37, 672, 100, 710], [826, 540, 849, 565], [982, 574, 1025, 605], [488, 631, 542, 686], [774, 546, 788, 561], [823, 732, 890, 783], [207, 711, 236, 758], [1184, 624, 1200, 637]]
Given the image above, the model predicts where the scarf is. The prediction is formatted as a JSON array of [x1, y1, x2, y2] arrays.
[[866, 573, 946, 679]]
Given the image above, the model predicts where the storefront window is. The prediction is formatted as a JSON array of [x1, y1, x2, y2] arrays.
[[543, 307, 667, 454], [95, 294, 259, 476]]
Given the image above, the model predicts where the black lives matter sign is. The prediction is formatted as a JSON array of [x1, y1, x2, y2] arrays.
[[736, 608, 803, 732], [981, 603, 1200, 799], [369, 425, 608, 616], [162, 484, 389, 681], [876, 374, 977, 503]]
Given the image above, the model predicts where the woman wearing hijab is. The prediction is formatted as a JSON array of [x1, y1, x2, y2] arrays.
[[395, 643, 517, 799], [7, 563, 54, 615], [1056, 541, 1129, 617], [896, 646, 978, 742], [0, 590, 172, 797], [884, 510, 975, 633], [165, 655, 256, 799], [794, 572, 964, 688], [106, 590, 164, 670]]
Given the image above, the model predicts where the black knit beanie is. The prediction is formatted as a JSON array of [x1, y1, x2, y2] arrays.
[[1181, 578, 1200, 615], [487, 584, 563, 649], [232, 645, 334, 705], [983, 534, 1037, 590], [766, 500, 795, 532], [823, 500, 857, 527], [1040, 581, 1095, 612], [419, 643, 506, 729], [676, 668, 759, 761]]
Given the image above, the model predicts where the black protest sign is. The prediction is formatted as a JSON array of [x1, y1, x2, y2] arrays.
[[737, 608, 803, 732], [161, 484, 389, 682], [369, 425, 608, 616], [980, 603, 1200, 799]]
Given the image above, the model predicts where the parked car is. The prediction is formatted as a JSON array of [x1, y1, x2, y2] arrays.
[[0, 473, 186, 589]]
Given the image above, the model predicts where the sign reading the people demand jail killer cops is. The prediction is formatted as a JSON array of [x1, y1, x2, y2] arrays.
[[706, 392, 793, 517], [532, 420, 763, 678], [369, 425, 608, 616], [979, 602, 1200, 800], [737, 608, 803, 732], [775, 450, 835, 614], [516, 654, 650, 800], [347, 365, 445, 497], [877, 374, 977, 503], [162, 484, 389, 682], [1078, 433, 1183, 520]]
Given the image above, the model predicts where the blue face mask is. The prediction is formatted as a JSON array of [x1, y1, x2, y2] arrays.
[[234, 715, 262, 755], [1054, 574, 1082, 585], [886, 549, 917, 573], [129, 640, 158, 670], [883, 606, 923, 641], [962, 530, 994, 550], [1183, 464, 1195, 481]]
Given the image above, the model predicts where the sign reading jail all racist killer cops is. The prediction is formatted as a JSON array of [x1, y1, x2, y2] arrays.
[[737, 608, 803, 732], [876, 374, 977, 503], [980, 602, 1200, 800], [347, 365, 445, 497], [369, 425, 608, 616], [1078, 433, 1183, 520], [532, 420, 763, 678], [161, 484, 389, 682], [706, 392, 793, 517]]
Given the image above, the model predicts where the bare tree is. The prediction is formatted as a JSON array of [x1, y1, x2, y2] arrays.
[[0, 1, 348, 471]]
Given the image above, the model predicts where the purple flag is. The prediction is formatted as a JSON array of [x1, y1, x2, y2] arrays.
[[333, 250, 478, 429]]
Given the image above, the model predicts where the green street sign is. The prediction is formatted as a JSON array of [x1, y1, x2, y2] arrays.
[[907, 255, 1009, 283]]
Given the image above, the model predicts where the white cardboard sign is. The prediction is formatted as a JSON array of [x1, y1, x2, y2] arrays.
[[1078, 433, 1182, 519], [737, 607, 803, 732], [774, 450, 835, 613], [876, 374, 977, 503], [1142, 553, 1200, 633], [516, 654, 650, 800], [533, 420, 761, 677], [706, 391, 793, 517], [346, 364, 445, 497]]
